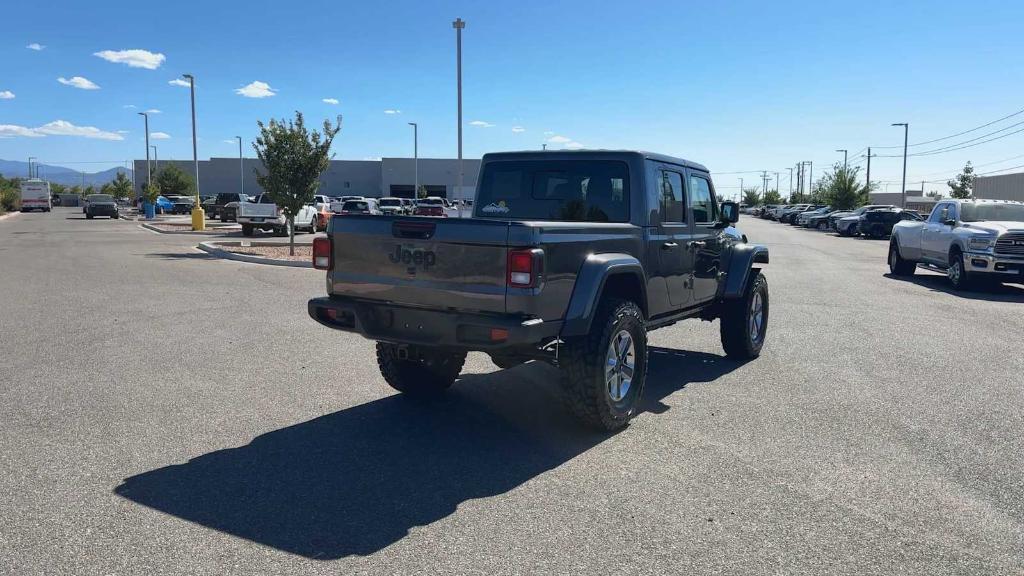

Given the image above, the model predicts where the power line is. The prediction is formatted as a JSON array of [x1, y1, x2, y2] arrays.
[[874, 122, 1024, 158], [871, 106, 1024, 149]]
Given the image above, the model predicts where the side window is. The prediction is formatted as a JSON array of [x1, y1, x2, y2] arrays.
[[928, 203, 948, 223], [688, 175, 716, 224], [659, 170, 684, 223]]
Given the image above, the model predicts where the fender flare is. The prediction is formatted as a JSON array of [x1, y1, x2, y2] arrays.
[[720, 243, 769, 299], [560, 253, 646, 338]]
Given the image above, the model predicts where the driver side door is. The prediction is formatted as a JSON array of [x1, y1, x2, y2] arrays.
[[686, 171, 725, 305]]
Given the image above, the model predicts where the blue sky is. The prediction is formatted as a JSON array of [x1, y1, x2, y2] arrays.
[[2, 0, 1024, 196]]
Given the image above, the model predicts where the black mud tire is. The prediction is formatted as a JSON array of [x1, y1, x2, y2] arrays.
[[817, 221, 829, 231], [888, 240, 916, 276], [558, 298, 647, 432], [489, 354, 525, 370], [376, 342, 466, 398], [86, 213, 94, 219], [720, 271, 768, 360], [241, 224, 254, 237]]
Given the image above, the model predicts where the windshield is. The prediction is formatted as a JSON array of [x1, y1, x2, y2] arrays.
[[379, 199, 402, 207], [88, 194, 114, 202], [475, 160, 629, 222], [960, 203, 1024, 222]]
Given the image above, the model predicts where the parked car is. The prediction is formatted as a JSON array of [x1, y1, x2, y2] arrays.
[[805, 209, 843, 230], [855, 209, 920, 239], [888, 199, 1024, 289], [378, 197, 411, 216], [414, 197, 457, 217], [308, 150, 770, 431], [84, 194, 119, 219], [333, 198, 381, 215], [778, 204, 813, 223], [760, 204, 781, 219], [166, 195, 195, 215], [237, 194, 318, 236], [794, 206, 831, 226], [153, 195, 175, 214], [208, 193, 250, 221], [832, 205, 896, 235]]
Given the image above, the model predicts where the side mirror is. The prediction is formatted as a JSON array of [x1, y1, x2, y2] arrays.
[[719, 201, 739, 224], [944, 218, 957, 227]]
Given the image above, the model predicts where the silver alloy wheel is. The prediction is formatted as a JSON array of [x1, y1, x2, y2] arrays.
[[948, 257, 962, 284], [748, 291, 765, 343], [605, 330, 636, 402]]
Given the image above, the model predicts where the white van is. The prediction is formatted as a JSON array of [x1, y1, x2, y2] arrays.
[[20, 179, 51, 212]]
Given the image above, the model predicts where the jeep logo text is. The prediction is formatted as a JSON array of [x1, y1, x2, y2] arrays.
[[389, 245, 436, 268]]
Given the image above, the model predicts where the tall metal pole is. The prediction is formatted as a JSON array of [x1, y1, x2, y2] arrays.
[[787, 167, 793, 197], [183, 74, 203, 229], [151, 145, 158, 172], [138, 112, 150, 196], [836, 149, 847, 170], [408, 122, 418, 197], [236, 136, 243, 196], [808, 161, 813, 198], [892, 123, 908, 208], [453, 18, 465, 200], [28, 157, 36, 178], [775, 172, 780, 198], [865, 147, 872, 193]]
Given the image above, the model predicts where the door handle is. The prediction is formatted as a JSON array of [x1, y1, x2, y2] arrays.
[[688, 240, 706, 250], [661, 242, 678, 250]]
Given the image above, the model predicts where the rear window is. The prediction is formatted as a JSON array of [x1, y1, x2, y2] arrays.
[[343, 201, 369, 211], [475, 160, 629, 222]]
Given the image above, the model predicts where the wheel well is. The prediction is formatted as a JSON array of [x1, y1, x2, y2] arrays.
[[601, 273, 647, 318]]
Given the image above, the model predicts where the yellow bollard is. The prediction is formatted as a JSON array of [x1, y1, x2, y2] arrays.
[[191, 206, 206, 231]]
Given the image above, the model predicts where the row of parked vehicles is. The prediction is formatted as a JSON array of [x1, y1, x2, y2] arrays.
[[753, 203, 924, 238]]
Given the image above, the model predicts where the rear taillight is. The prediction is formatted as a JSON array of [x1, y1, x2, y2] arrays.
[[313, 237, 332, 270], [507, 249, 541, 288]]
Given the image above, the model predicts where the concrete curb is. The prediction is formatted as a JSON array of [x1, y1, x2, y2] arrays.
[[197, 240, 314, 268], [139, 222, 237, 234]]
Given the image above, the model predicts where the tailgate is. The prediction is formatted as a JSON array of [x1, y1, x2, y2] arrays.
[[328, 216, 511, 313], [238, 203, 277, 218]]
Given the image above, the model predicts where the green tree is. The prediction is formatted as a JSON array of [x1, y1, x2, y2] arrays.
[[80, 185, 96, 198], [253, 111, 340, 254], [155, 164, 194, 197], [926, 190, 943, 200], [50, 182, 67, 195], [69, 185, 82, 197], [819, 162, 869, 210], [107, 171, 134, 200], [763, 189, 782, 205], [947, 161, 974, 199], [742, 187, 762, 206]]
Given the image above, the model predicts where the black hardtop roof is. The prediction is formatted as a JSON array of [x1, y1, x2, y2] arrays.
[[481, 149, 709, 173]]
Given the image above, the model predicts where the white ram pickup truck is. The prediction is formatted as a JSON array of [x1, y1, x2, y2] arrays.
[[888, 199, 1024, 289], [237, 194, 319, 237]]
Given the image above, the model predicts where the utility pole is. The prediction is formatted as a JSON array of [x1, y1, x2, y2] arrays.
[[183, 73, 204, 230], [739, 177, 743, 199], [138, 112, 151, 196], [787, 167, 793, 197], [775, 172, 780, 198], [808, 161, 814, 198], [408, 122, 418, 198], [151, 145, 159, 172], [865, 147, 872, 193], [836, 149, 847, 170], [453, 17, 465, 202], [28, 157, 36, 178], [892, 122, 909, 208], [236, 136, 244, 196]]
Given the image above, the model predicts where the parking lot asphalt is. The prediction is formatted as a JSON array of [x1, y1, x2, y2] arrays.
[[2, 208, 1022, 575]]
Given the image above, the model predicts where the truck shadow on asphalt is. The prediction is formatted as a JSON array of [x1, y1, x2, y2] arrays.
[[114, 347, 741, 560], [884, 272, 1024, 302]]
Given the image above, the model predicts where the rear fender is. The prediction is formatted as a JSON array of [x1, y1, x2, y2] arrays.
[[560, 253, 646, 338], [720, 243, 769, 299]]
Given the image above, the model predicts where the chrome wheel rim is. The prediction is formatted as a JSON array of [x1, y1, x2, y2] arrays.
[[605, 330, 635, 402], [749, 291, 765, 343], [948, 259, 961, 284]]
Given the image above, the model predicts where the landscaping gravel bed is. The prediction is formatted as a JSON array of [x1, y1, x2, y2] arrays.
[[223, 245, 311, 261]]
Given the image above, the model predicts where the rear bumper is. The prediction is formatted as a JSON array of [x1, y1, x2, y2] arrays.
[[308, 296, 561, 350]]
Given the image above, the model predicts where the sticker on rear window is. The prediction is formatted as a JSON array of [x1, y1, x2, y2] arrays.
[[481, 201, 509, 214]]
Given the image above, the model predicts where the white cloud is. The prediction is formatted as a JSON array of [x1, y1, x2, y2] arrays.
[[168, 78, 191, 87], [322, 98, 339, 105], [547, 135, 571, 143], [384, 109, 401, 115], [511, 126, 525, 133], [235, 81, 276, 98], [117, 130, 130, 134], [565, 141, 584, 150], [0, 90, 14, 100], [26, 43, 45, 51], [58, 76, 100, 90], [223, 139, 238, 144], [150, 131, 171, 139], [543, 130, 554, 136], [36, 120, 124, 140], [144, 108, 161, 114], [94, 49, 165, 69], [0, 124, 44, 138], [470, 120, 495, 128], [123, 104, 136, 109]]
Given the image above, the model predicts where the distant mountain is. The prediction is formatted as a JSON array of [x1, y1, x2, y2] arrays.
[[0, 159, 132, 188]]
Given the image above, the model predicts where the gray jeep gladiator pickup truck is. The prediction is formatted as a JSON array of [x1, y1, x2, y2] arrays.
[[308, 151, 770, 430]]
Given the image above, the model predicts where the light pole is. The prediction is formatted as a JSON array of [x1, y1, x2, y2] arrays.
[[183, 73, 204, 229], [151, 145, 159, 172], [865, 147, 872, 193], [775, 172, 780, 199], [408, 122, 418, 199], [836, 149, 847, 171], [892, 123, 908, 208], [138, 112, 151, 199], [787, 167, 793, 198], [236, 136, 243, 197], [28, 157, 36, 178], [453, 17, 465, 201]]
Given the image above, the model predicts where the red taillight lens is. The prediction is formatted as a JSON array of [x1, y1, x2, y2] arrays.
[[313, 237, 331, 270], [507, 249, 539, 288]]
